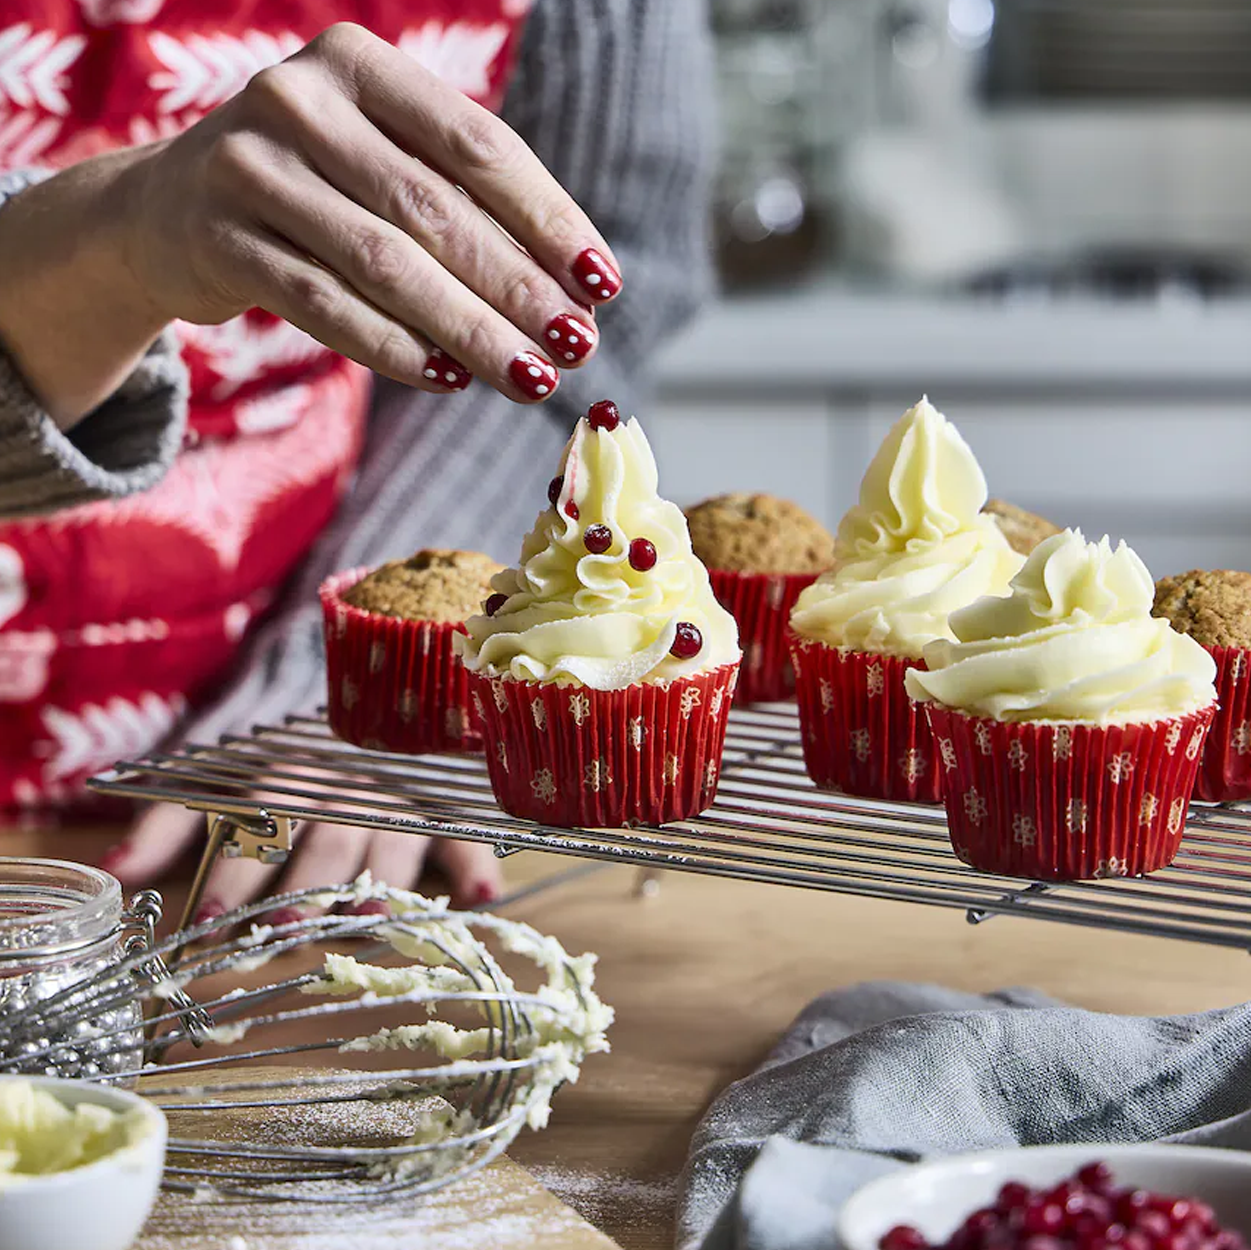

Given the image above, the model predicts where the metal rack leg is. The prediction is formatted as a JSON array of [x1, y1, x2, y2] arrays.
[[177, 813, 233, 936]]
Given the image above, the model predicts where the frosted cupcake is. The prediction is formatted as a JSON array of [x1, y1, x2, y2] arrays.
[[908, 530, 1217, 880], [457, 401, 741, 828], [787, 397, 1023, 802]]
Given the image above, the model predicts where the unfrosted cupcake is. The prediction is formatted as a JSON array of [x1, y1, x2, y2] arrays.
[[686, 493, 834, 704], [321, 549, 501, 754], [1153, 568, 1251, 801], [908, 530, 1217, 880], [983, 498, 1062, 556], [787, 397, 1023, 803], [457, 401, 741, 828]]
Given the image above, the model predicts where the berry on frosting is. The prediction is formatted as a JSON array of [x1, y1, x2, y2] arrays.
[[584, 525, 613, 554], [670, 622, 702, 659], [629, 538, 657, 572], [587, 400, 621, 432], [484, 593, 508, 617], [565, 500, 580, 520], [548, 475, 563, 508]]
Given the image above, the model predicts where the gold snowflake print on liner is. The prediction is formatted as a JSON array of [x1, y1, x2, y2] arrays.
[[368, 641, 386, 674], [398, 688, 418, 723], [530, 769, 557, 805], [1168, 796, 1187, 836], [709, 688, 724, 718], [938, 738, 957, 771], [865, 665, 884, 697], [662, 753, 680, 785], [1186, 727, 1206, 761], [531, 700, 547, 731], [496, 741, 509, 772], [1011, 814, 1036, 847], [1164, 723, 1182, 754], [703, 760, 718, 793], [491, 680, 508, 713], [1235, 722, 1251, 756], [628, 716, 647, 749], [569, 692, 591, 725], [472, 692, 486, 723], [444, 706, 467, 740], [819, 679, 834, 713], [1138, 793, 1158, 825], [1006, 740, 1029, 771], [1052, 726, 1072, 760], [340, 677, 359, 711], [974, 722, 994, 756], [584, 758, 612, 792], [1094, 858, 1127, 879], [1107, 752, 1135, 783], [963, 789, 987, 824], [900, 750, 926, 784], [1066, 799, 1087, 834], [679, 687, 702, 719], [849, 728, 871, 762]]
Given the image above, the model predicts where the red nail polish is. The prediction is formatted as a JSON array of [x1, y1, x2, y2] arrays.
[[193, 897, 226, 926], [346, 900, 391, 918], [474, 882, 499, 906], [543, 314, 597, 365], [572, 248, 622, 303], [509, 351, 559, 401], [265, 907, 304, 928], [422, 348, 472, 392], [97, 845, 128, 876]]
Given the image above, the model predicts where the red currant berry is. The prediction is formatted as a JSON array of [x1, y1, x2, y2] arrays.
[[1078, 1163, 1115, 1194], [548, 475, 564, 507], [1118, 1193, 1153, 1224], [1156, 1201, 1194, 1231], [584, 524, 613, 554], [670, 622, 702, 660], [1188, 1205, 1217, 1234], [1023, 1236, 1067, 1250], [962, 1210, 999, 1241], [1123, 1232, 1151, 1250], [997, 1183, 1032, 1215], [1137, 1212, 1171, 1243], [629, 537, 658, 572], [484, 593, 508, 617], [565, 500, 580, 520], [587, 399, 621, 431], [880, 1226, 928, 1250], [1023, 1204, 1065, 1237]]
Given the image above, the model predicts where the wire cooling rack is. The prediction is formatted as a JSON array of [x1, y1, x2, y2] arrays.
[[89, 705, 1251, 953]]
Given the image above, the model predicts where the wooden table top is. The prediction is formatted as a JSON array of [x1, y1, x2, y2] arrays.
[[8, 823, 1251, 1249]]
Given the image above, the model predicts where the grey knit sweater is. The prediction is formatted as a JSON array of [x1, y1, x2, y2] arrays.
[[0, 0, 716, 747]]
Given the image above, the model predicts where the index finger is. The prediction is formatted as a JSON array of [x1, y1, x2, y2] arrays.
[[312, 24, 624, 307]]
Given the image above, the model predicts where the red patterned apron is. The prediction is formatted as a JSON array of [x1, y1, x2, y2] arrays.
[[0, 0, 528, 805]]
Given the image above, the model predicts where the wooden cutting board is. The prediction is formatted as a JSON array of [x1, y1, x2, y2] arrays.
[[133, 1067, 621, 1250]]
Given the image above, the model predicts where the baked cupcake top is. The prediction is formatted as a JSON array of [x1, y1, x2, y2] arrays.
[[684, 493, 834, 575], [906, 529, 1217, 724], [1153, 569, 1251, 649], [457, 401, 740, 689], [789, 397, 1023, 658], [983, 498, 1062, 556], [343, 550, 503, 624]]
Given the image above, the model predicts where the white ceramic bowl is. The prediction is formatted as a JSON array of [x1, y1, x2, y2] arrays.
[[0, 1075, 167, 1250], [839, 1144, 1251, 1250]]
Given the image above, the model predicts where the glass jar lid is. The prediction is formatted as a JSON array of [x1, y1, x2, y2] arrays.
[[0, 858, 123, 965]]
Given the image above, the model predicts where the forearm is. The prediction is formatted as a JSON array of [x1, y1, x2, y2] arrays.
[[0, 147, 171, 428]]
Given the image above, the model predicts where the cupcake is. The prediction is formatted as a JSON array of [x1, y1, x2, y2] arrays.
[[457, 400, 741, 828], [907, 530, 1217, 880], [983, 498, 1062, 556], [685, 493, 834, 704], [787, 397, 1023, 803], [320, 549, 502, 754], [1153, 569, 1251, 801]]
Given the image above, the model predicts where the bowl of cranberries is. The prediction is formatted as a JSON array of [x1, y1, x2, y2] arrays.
[[838, 1146, 1251, 1250]]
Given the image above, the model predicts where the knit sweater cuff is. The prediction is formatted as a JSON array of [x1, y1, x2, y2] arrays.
[[0, 167, 189, 520]]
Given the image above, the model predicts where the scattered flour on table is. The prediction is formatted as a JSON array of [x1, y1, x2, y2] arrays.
[[527, 1165, 678, 1228]]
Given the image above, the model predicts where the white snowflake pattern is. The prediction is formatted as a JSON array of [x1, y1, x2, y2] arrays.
[[1066, 799, 1087, 834], [703, 760, 719, 793], [76, 0, 166, 26], [234, 382, 312, 435], [1164, 722, 1183, 755], [0, 630, 57, 703], [569, 692, 591, 726], [629, 716, 647, 750], [531, 701, 546, 731], [178, 317, 328, 400], [397, 20, 510, 101], [584, 757, 612, 792], [398, 689, 418, 723], [1186, 728, 1206, 761], [491, 681, 508, 713], [368, 641, 386, 674], [679, 687, 702, 719], [444, 707, 467, 741], [975, 722, 994, 756], [0, 25, 87, 116], [938, 737, 957, 772], [1138, 793, 1158, 825], [147, 29, 302, 115], [1235, 722, 1251, 756], [866, 665, 885, 697], [1095, 858, 1127, 879], [340, 677, 359, 711], [38, 692, 187, 785], [663, 753, 680, 785], [1011, 814, 1036, 847], [819, 679, 835, 713], [472, 692, 486, 723], [1007, 740, 1029, 771], [1052, 726, 1072, 760], [530, 769, 557, 805], [1107, 752, 1135, 783], [849, 728, 872, 763], [1168, 796, 1188, 835], [496, 741, 509, 772], [900, 749, 927, 784], [963, 789, 988, 825]]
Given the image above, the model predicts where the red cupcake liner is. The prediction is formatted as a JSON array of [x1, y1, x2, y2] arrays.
[[1193, 645, 1251, 801], [923, 702, 1216, 880], [466, 663, 739, 828], [319, 569, 482, 755], [788, 634, 943, 804], [709, 568, 819, 705]]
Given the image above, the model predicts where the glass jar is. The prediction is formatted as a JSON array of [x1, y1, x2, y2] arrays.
[[0, 858, 144, 1081]]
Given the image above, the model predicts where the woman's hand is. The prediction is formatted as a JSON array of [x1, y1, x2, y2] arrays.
[[123, 22, 618, 404], [101, 802, 504, 925]]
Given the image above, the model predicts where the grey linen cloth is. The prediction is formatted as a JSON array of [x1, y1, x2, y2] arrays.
[[677, 981, 1251, 1250]]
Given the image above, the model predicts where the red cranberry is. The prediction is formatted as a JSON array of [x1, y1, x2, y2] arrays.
[[670, 622, 702, 660], [548, 475, 564, 507], [1023, 1204, 1065, 1237], [880, 1227, 928, 1250], [1118, 1193, 1153, 1224], [1023, 1236, 1067, 1250], [584, 524, 613, 554], [1079, 1164, 1115, 1194], [484, 593, 508, 617], [1188, 1205, 1217, 1234], [998, 1183, 1032, 1215], [587, 399, 621, 431], [1123, 1233, 1152, 1250], [565, 500, 580, 520], [1153, 1201, 1194, 1230], [962, 1209, 1000, 1241], [1137, 1212, 1171, 1243], [629, 537, 657, 572]]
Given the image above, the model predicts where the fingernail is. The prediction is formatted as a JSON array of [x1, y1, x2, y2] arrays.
[[97, 845, 128, 876], [543, 313, 597, 365], [473, 882, 499, 907], [422, 348, 472, 392], [572, 248, 622, 303], [193, 897, 226, 926], [509, 351, 559, 401], [264, 907, 304, 928], [346, 900, 391, 918]]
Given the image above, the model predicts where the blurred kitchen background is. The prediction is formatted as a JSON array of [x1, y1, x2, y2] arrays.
[[651, 0, 1251, 575]]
